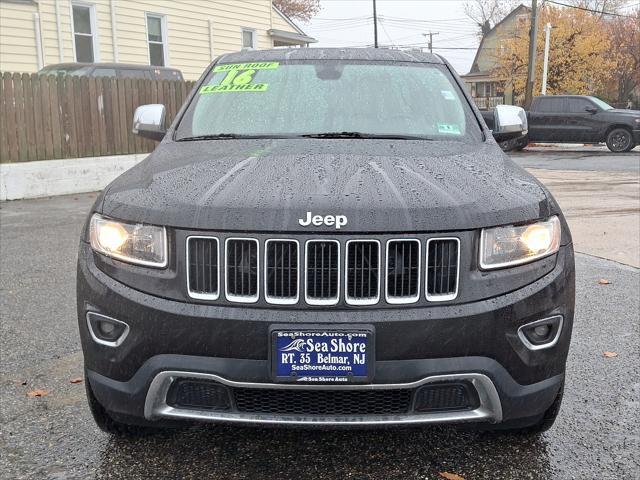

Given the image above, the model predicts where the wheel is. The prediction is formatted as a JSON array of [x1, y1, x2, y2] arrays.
[[514, 134, 529, 151], [85, 373, 163, 436], [499, 135, 529, 152], [478, 381, 564, 435], [520, 380, 564, 434], [606, 128, 634, 152]]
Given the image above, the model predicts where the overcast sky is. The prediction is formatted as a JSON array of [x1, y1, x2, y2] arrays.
[[302, 0, 481, 74]]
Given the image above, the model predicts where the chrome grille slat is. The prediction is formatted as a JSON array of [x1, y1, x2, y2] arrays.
[[385, 239, 420, 304], [186, 236, 220, 300], [426, 238, 460, 302], [346, 240, 380, 305], [225, 238, 259, 303], [265, 239, 299, 304], [305, 240, 340, 305]]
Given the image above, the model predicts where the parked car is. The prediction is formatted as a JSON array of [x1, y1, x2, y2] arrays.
[[38, 62, 184, 81], [482, 95, 640, 152], [77, 48, 574, 435]]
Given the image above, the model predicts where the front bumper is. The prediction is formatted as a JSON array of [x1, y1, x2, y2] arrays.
[[78, 243, 574, 427], [632, 129, 640, 145]]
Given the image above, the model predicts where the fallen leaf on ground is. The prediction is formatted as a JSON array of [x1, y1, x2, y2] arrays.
[[598, 279, 611, 285], [26, 389, 48, 398], [603, 351, 618, 358], [70, 377, 83, 384], [439, 473, 465, 480]]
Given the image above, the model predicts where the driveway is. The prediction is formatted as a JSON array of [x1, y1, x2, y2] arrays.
[[1, 148, 639, 479]]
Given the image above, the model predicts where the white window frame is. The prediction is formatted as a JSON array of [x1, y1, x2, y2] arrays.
[[145, 13, 169, 67], [70, 1, 100, 62], [241, 28, 256, 50]]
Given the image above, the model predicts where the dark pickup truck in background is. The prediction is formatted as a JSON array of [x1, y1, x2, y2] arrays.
[[482, 95, 640, 152]]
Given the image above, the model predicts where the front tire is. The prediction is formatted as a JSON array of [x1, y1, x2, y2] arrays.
[[85, 373, 162, 436], [606, 128, 634, 152]]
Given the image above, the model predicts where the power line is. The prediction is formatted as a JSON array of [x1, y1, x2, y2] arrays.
[[545, 0, 638, 17]]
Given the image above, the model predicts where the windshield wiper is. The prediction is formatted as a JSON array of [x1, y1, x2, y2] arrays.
[[300, 132, 433, 140], [176, 133, 297, 141]]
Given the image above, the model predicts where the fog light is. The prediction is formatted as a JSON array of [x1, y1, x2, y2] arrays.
[[518, 315, 563, 351], [533, 324, 551, 337], [86, 312, 130, 347]]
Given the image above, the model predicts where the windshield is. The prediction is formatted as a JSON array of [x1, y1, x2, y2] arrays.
[[175, 60, 483, 142], [40, 66, 92, 76], [589, 97, 613, 110]]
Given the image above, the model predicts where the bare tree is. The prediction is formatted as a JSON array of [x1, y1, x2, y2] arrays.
[[464, 0, 520, 36], [568, 1, 628, 14], [273, 0, 321, 22]]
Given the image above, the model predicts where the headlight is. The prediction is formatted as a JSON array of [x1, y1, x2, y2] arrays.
[[89, 214, 167, 267], [480, 216, 561, 269]]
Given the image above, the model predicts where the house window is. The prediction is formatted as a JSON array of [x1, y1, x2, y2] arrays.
[[242, 29, 255, 49], [72, 4, 97, 63], [146, 14, 167, 66]]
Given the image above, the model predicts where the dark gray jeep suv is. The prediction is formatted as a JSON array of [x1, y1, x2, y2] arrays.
[[77, 48, 575, 435]]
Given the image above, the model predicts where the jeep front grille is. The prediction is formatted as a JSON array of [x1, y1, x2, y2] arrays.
[[265, 240, 299, 304], [186, 236, 219, 300], [305, 240, 340, 304], [186, 235, 460, 305], [225, 238, 259, 303], [345, 240, 380, 305], [385, 239, 420, 303], [426, 238, 460, 301]]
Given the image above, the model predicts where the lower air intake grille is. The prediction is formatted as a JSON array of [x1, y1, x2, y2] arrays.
[[167, 380, 231, 411], [233, 388, 412, 415], [306, 240, 339, 303], [386, 240, 420, 302], [414, 383, 479, 412], [226, 238, 258, 301], [265, 240, 298, 302], [346, 240, 380, 304], [426, 238, 459, 300], [187, 237, 219, 299]]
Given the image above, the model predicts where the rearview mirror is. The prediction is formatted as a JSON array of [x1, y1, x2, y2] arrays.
[[585, 107, 598, 114], [492, 105, 528, 142], [132, 104, 166, 141]]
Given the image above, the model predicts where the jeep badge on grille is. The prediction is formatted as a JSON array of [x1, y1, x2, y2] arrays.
[[298, 212, 348, 229]]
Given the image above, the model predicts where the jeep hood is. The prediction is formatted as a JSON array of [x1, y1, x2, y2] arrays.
[[100, 139, 551, 232]]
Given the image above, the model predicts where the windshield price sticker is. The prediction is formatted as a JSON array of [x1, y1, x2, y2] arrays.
[[213, 62, 279, 72], [201, 62, 278, 94]]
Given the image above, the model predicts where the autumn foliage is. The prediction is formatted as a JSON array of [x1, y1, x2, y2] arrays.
[[493, 5, 639, 102], [273, 0, 321, 22]]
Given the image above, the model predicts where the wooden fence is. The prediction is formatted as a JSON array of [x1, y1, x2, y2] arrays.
[[0, 72, 196, 163]]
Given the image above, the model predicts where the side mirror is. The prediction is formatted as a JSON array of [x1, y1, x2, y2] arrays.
[[492, 105, 528, 142], [585, 107, 598, 114], [132, 104, 166, 141]]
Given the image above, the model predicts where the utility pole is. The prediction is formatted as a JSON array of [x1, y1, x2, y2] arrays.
[[423, 32, 439, 53], [373, 0, 378, 48], [524, 0, 539, 109], [541, 22, 552, 95]]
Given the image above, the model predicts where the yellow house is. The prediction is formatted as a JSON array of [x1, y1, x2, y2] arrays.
[[461, 4, 530, 109], [0, 0, 316, 79]]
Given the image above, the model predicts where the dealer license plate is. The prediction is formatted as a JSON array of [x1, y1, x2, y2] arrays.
[[272, 330, 372, 383]]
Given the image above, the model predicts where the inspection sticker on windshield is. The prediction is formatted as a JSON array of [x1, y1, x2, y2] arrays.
[[441, 90, 456, 100], [213, 62, 279, 72], [437, 123, 461, 135]]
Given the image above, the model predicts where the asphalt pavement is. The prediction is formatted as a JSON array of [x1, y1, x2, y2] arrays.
[[510, 145, 639, 172], [1, 150, 639, 479]]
